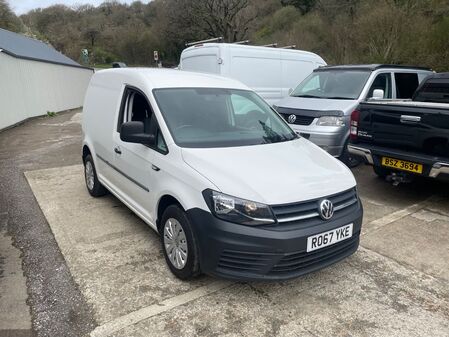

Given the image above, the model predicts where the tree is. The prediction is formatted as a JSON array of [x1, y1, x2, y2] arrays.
[[83, 27, 100, 47], [0, 0, 23, 32], [192, 0, 257, 42], [160, 0, 258, 43], [280, 0, 317, 15], [15, 0, 449, 70]]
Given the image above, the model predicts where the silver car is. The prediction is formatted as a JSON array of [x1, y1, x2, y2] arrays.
[[274, 64, 432, 166]]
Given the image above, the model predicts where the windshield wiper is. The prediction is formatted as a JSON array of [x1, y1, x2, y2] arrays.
[[292, 94, 324, 98], [324, 96, 353, 100], [259, 121, 291, 143]]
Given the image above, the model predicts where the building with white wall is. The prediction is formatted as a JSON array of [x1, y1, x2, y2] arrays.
[[0, 28, 93, 130]]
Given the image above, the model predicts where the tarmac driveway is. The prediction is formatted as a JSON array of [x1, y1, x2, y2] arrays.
[[1, 110, 449, 337]]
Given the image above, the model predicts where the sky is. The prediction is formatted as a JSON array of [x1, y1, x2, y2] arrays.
[[8, 0, 151, 15]]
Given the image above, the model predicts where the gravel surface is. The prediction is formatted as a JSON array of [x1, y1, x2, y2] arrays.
[[0, 110, 96, 337]]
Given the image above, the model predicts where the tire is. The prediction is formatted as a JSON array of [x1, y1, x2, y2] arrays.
[[160, 205, 200, 280], [83, 154, 108, 197], [340, 140, 362, 168], [373, 165, 389, 178]]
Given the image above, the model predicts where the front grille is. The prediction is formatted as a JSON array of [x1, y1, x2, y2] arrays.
[[217, 250, 270, 274], [267, 188, 358, 231], [269, 235, 359, 275], [216, 234, 360, 277], [279, 113, 314, 126]]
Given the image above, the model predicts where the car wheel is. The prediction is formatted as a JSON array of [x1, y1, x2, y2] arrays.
[[83, 154, 108, 197], [373, 165, 389, 178], [340, 140, 362, 168], [160, 205, 200, 280]]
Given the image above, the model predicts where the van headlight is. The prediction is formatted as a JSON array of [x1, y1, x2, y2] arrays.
[[203, 190, 275, 225], [317, 116, 345, 126]]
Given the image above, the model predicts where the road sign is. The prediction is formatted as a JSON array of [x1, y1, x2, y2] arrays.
[[154, 50, 159, 61]]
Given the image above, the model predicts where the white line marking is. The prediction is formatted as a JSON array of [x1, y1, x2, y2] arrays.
[[362, 196, 441, 236], [90, 280, 233, 337]]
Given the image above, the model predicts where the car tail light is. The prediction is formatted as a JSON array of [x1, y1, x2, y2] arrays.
[[350, 110, 360, 141]]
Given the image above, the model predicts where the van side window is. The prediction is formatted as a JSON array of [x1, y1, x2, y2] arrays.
[[117, 87, 168, 154], [119, 89, 153, 132], [395, 73, 419, 98], [368, 73, 392, 98]]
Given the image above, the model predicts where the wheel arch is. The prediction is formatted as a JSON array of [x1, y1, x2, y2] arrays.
[[82, 144, 91, 162], [156, 194, 184, 232]]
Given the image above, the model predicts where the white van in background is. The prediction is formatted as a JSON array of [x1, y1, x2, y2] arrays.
[[179, 43, 326, 105]]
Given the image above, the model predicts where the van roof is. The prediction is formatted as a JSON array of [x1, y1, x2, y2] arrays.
[[93, 68, 250, 90], [315, 64, 432, 72], [182, 42, 323, 58]]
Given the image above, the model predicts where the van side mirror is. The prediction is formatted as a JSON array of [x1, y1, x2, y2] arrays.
[[372, 89, 384, 99], [120, 121, 155, 145]]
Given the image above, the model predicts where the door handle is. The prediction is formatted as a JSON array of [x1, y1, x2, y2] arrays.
[[114, 146, 122, 155], [151, 164, 160, 171], [400, 115, 421, 123]]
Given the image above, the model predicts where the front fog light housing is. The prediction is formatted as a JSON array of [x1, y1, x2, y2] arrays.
[[203, 190, 275, 226], [317, 116, 345, 126]]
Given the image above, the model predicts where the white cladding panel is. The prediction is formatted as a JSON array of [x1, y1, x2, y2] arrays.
[[0, 52, 93, 130]]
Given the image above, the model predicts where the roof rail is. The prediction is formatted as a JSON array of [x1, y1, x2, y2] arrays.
[[261, 43, 277, 48], [280, 45, 296, 49], [233, 40, 250, 45], [185, 37, 223, 47]]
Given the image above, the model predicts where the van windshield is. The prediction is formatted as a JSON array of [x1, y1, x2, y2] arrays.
[[291, 70, 371, 100], [153, 88, 297, 148]]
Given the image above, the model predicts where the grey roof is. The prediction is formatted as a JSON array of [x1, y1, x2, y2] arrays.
[[315, 64, 432, 72], [0, 28, 90, 69]]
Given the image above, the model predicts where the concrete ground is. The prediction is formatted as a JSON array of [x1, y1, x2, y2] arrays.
[[1, 110, 449, 336]]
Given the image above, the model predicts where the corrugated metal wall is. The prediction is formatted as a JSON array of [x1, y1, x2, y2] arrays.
[[0, 52, 93, 130]]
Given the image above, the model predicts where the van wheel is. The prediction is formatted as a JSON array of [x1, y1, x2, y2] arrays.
[[373, 165, 389, 178], [83, 154, 107, 197], [160, 205, 200, 280]]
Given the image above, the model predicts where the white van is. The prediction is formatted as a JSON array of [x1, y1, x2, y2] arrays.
[[82, 68, 362, 281], [179, 43, 326, 105]]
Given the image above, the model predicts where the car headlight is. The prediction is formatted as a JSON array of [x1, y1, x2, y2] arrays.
[[203, 190, 275, 225], [317, 116, 345, 126]]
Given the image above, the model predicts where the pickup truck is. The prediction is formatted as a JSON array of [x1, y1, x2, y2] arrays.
[[348, 72, 449, 181]]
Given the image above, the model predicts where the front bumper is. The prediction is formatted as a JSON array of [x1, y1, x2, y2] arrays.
[[186, 200, 363, 281], [290, 125, 348, 157], [348, 143, 449, 179]]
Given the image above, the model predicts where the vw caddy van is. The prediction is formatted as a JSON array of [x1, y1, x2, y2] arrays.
[[82, 68, 363, 281]]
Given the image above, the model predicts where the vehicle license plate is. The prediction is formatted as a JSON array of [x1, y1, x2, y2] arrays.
[[307, 223, 353, 253], [381, 157, 423, 174]]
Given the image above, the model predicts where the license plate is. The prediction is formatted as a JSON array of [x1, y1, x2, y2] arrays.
[[307, 223, 353, 253], [381, 157, 423, 174]]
